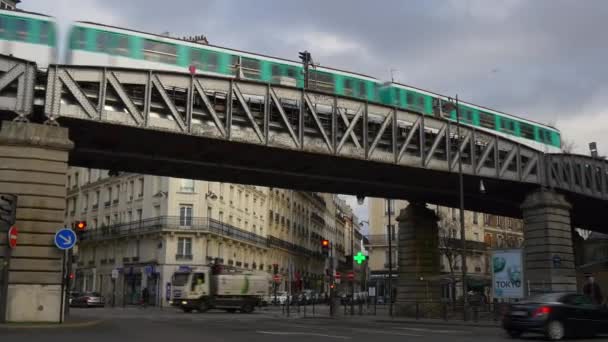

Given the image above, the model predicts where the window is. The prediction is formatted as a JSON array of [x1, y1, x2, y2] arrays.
[[358, 82, 366, 98], [15, 19, 27, 41], [388, 224, 396, 241], [229, 186, 234, 205], [143, 39, 177, 64], [344, 79, 353, 96], [473, 212, 478, 224], [474, 232, 479, 241], [180, 179, 194, 193], [40, 21, 50, 44], [458, 107, 473, 123], [177, 237, 192, 257], [484, 214, 490, 225], [67, 176, 71, 189], [520, 123, 535, 139], [206, 52, 218, 71], [94, 191, 100, 206], [191, 273, 205, 291], [0, 16, 6, 39], [271, 64, 280, 76], [83, 194, 89, 211], [219, 183, 224, 199], [115, 35, 129, 57], [384, 200, 395, 215], [136, 209, 143, 222], [96, 31, 109, 52], [129, 180, 134, 199], [241, 57, 261, 79], [190, 48, 204, 69], [479, 112, 495, 129], [310, 71, 334, 93], [180, 205, 193, 226], [500, 118, 516, 134], [207, 206, 212, 219], [138, 178, 144, 197], [219, 211, 224, 222]]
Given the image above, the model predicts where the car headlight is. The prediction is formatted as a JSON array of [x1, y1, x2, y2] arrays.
[[181, 301, 188, 305]]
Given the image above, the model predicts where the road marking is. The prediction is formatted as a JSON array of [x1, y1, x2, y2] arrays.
[[350, 328, 422, 337], [396, 327, 468, 334], [257, 331, 351, 339]]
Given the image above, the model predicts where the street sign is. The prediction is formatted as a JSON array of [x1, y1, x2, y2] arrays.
[[166, 282, 171, 301], [368, 287, 376, 296], [111, 269, 119, 279], [54, 228, 77, 250], [7, 226, 17, 249], [354, 251, 366, 264], [273, 274, 281, 283]]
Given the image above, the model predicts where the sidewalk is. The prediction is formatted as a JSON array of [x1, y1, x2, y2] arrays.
[[266, 304, 502, 328], [0, 316, 103, 329]]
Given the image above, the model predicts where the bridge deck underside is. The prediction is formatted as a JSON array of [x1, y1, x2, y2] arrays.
[[59, 118, 605, 233]]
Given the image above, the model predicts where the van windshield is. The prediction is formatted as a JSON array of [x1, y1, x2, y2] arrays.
[[172, 273, 190, 286]]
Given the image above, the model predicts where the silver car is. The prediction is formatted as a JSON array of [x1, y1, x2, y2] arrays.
[[70, 292, 105, 308]]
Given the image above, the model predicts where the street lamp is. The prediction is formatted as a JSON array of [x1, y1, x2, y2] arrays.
[[443, 96, 468, 315], [386, 198, 394, 317]]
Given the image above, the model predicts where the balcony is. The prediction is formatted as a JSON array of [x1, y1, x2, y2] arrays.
[[310, 212, 325, 226], [104, 201, 111, 208], [112, 199, 119, 205], [364, 234, 395, 247], [92, 204, 99, 210], [79, 216, 268, 248], [176, 254, 193, 261]]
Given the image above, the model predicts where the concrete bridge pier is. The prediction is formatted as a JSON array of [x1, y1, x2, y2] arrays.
[[521, 190, 577, 295], [0, 121, 73, 322], [395, 202, 442, 317]]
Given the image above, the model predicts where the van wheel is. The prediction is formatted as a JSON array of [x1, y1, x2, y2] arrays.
[[241, 303, 254, 314], [198, 301, 209, 313], [182, 308, 193, 313]]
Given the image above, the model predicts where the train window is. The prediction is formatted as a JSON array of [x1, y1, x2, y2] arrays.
[[190, 49, 203, 69], [271, 64, 280, 76], [310, 71, 334, 93], [500, 118, 516, 133], [416, 95, 425, 109], [114, 35, 129, 57], [359, 82, 366, 98], [241, 57, 260, 79], [406, 92, 413, 105], [0, 17, 5, 39], [39, 22, 50, 44], [143, 39, 177, 64], [15, 19, 27, 41], [286, 68, 296, 78], [228, 55, 239, 75], [540, 129, 552, 143], [344, 79, 353, 96], [206, 52, 218, 71], [96, 32, 109, 52], [458, 107, 473, 123], [479, 111, 495, 129], [520, 122, 534, 139]]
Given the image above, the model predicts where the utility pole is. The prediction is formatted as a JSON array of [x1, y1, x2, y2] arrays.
[[299, 51, 312, 89], [350, 214, 355, 315], [0, 194, 17, 324], [387, 199, 393, 317], [454, 95, 468, 318]]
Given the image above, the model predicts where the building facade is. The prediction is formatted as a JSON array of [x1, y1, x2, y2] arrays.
[[66, 168, 355, 306], [366, 198, 523, 303]]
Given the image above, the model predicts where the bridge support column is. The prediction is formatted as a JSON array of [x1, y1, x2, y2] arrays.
[[395, 202, 441, 317], [521, 190, 576, 295], [0, 121, 73, 323]]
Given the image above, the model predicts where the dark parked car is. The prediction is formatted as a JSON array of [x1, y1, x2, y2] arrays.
[[70, 292, 105, 308], [502, 292, 608, 340]]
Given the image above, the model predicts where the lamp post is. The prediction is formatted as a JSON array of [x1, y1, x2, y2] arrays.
[[387, 198, 393, 317], [447, 95, 468, 317]]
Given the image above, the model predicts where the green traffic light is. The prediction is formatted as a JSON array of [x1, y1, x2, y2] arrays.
[[354, 251, 366, 264]]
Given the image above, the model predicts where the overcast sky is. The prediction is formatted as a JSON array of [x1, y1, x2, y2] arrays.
[[24, 0, 608, 227]]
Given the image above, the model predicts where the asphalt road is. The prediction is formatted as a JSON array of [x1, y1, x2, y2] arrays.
[[0, 307, 604, 342]]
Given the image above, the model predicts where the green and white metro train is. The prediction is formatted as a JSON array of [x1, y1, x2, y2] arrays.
[[0, 8, 562, 152]]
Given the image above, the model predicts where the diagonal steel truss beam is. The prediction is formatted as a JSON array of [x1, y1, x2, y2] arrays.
[[368, 110, 394, 157], [337, 107, 362, 151], [107, 71, 143, 125], [57, 69, 97, 118], [475, 139, 497, 175], [269, 87, 299, 148], [233, 84, 264, 143], [449, 131, 471, 171], [397, 117, 422, 163], [150, 74, 186, 132], [304, 93, 332, 152], [193, 79, 226, 137], [424, 124, 447, 167]]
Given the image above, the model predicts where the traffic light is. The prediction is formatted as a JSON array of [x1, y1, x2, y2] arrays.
[[75, 221, 87, 231], [321, 239, 330, 257], [273, 263, 279, 275], [0, 194, 17, 228], [298, 50, 311, 64], [330, 283, 336, 289]]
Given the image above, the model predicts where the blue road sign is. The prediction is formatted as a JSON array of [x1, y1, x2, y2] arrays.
[[54, 228, 77, 250]]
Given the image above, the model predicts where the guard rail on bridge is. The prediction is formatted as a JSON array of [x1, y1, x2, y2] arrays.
[[0, 55, 606, 204]]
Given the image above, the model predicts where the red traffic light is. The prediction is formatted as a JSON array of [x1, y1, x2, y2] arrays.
[[330, 283, 336, 289], [347, 271, 355, 280], [76, 221, 87, 230], [69, 273, 75, 280], [322, 239, 329, 247]]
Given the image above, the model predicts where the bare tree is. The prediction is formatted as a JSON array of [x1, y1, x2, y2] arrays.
[[437, 213, 461, 304]]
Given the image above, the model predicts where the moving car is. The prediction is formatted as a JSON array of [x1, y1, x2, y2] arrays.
[[502, 292, 608, 340], [70, 292, 105, 308]]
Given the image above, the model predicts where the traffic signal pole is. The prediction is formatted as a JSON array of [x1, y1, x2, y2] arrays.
[[0, 194, 17, 324]]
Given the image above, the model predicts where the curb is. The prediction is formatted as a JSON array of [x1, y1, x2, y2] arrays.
[[373, 319, 500, 328], [0, 319, 103, 330]]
